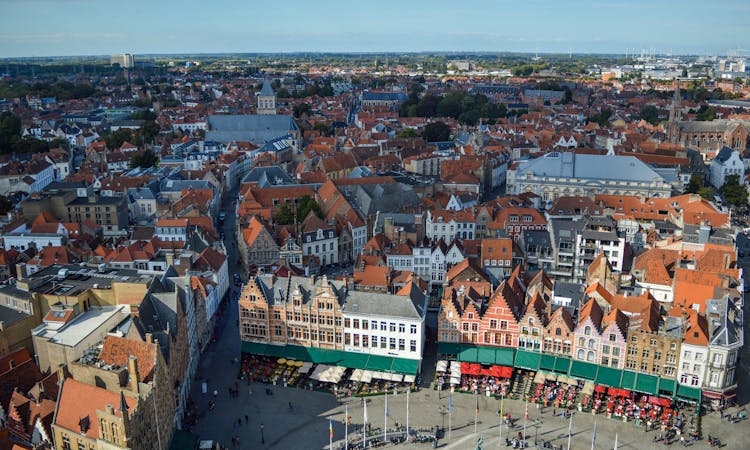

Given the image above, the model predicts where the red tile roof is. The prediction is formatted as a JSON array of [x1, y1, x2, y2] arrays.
[[55, 378, 137, 440]]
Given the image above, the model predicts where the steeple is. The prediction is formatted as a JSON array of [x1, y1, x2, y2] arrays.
[[667, 79, 682, 143], [257, 78, 277, 115]]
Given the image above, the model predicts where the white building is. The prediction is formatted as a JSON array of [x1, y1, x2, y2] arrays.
[[507, 152, 673, 202], [155, 218, 188, 242], [703, 297, 743, 398], [301, 225, 338, 267], [341, 281, 428, 362], [426, 210, 476, 243], [709, 146, 745, 189], [574, 216, 625, 282], [677, 341, 708, 391]]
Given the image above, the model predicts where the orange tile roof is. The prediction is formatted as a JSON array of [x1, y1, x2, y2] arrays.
[[55, 378, 137, 440], [99, 335, 157, 383], [155, 218, 188, 227]]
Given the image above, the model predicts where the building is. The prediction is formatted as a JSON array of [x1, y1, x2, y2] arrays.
[[21, 185, 129, 234], [238, 274, 426, 375], [239, 216, 280, 268], [574, 216, 625, 280], [507, 152, 673, 201], [425, 209, 476, 242], [257, 79, 277, 115], [703, 296, 743, 399], [709, 146, 745, 188], [205, 115, 299, 150], [110, 53, 135, 68]]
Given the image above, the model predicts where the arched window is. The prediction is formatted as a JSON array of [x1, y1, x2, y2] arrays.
[[584, 326, 591, 336], [587, 351, 595, 362], [588, 339, 596, 349], [577, 349, 585, 360]]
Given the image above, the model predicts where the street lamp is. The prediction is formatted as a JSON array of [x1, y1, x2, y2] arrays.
[[261, 423, 265, 444], [534, 419, 543, 445]]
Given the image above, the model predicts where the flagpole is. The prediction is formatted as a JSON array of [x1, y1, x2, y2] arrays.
[[498, 393, 504, 449], [566, 412, 573, 450], [614, 432, 618, 450], [345, 404, 348, 450], [329, 419, 333, 450], [523, 399, 528, 444], [384, 390, 388, 442], [474, 391, 478, 435], [448, 391, 453, 441], [406, 388, 410, 442], [591, 419, 597, 450], [364, 399, 368, 449]]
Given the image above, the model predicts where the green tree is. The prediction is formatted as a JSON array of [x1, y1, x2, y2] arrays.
[[293, 103, 311, 118], [0, 112, 22, 152], [129, 149, 159, 168], [719, 174, 748, 207], [687, 174, 704, 194], [137, 121, 160, 145], [0, 195, 13, 215], [639, 105, 661, 125], [103, 129, 134, 150], [698, 186, 716, 200], [296, 195, 322, 222], [422, 121, 451, 142], [561, 88, 573, 104], [398, 128, 419, 138], [695, 105, 717, 121], [273, 204, 294, 225]]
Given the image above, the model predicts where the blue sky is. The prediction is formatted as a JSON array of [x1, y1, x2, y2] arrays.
[[0, 0, 748, 57]]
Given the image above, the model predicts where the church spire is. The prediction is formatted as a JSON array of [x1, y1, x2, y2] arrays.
[[667, 78, 682, 143]]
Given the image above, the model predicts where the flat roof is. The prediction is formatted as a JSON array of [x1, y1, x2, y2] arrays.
[[35, 305, 128, 347]]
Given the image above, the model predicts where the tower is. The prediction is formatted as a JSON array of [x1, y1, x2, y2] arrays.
[[257, 78, 277, 115], [667, 79, 682, 144]]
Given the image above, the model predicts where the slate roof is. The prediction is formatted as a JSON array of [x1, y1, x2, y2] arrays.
[[205, 115, 297, 145], [516, 152, 665, 183]]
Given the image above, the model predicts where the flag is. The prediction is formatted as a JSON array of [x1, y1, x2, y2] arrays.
[[329, 419, 334, 440], [524, 400, 529, 420], [591, 420, 597, 450], [448, 392, 453, 413]]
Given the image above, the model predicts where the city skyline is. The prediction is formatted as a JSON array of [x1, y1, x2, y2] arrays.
[[1, 0, 748, 58]]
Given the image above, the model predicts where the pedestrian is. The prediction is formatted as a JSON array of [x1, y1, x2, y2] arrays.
[[213, 390, 218, 398], [245, 414, 249, 424], [553, 407, 556, 416]]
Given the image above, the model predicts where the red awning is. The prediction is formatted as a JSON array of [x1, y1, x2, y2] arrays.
[[649, 396, 671, 407], [607, 387, 618, 396], [500, 366, 513, 378], [595, 385, 607, 394], [702, 391, 723, 400], [618, 389, 631, 398]]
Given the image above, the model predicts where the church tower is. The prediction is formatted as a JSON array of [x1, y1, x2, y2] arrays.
[[667, 79, 682, 144], [257, 78, 277, 115]]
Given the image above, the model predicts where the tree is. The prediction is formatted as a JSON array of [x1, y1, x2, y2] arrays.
[[0, 195, 12, 215], [422, 121, 451, 142], [0, 112, 21, 152], [130, 149, 159, 169], [687, 175, 704, 194], [296, 195, 322, 222], [103, 129, 133, 150], [273, 204, 294, 225], [719, 174, 748, 207], [698, 186, 716, 200], [639, 105, 661, 125], [293, 103, 311, 118], [588, 109, 612, 127], [398, 128, 419, 138], [695, 105, 717, 121], [561, 88, 573, 104]]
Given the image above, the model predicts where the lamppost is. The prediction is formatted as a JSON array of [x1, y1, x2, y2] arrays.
[[534, 419, 543, 445], [261, 423, 265, 444]]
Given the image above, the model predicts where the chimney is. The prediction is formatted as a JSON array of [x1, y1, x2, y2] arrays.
[[145, 333, 153, 344], [165, 252, 174, 267], [127, 356, 140, 394]]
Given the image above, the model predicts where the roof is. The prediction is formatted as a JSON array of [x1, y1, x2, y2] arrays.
[[205, 115, 297, 144], [54, 378, 137, 440], [516, 152, 665, 183], [260, 78, 275, 97], [99, 335, 158, 383]]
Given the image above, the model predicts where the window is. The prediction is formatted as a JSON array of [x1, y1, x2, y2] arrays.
[[584, 326, 591, 336], [602, 345, 610, 355], [577, 349, 585, 360], [489, 320, 497, 329], [588, 339, 596, 349], [381, 322, 387, 331], [362, 335, 369, 347], [362, 320, 368, 330], [399, 339, 405, 351], [609, 333, 616, 342], [410, 324, 417, 334], [380, 337, 387, 348], [654, 351, 662, 361], [555, 328, 562, 336], [612, 347, 620, 356], [62, 435, 72, 450], [410, 340, 417, 352], [353, 319, 359, 329], [389, 338, 396, 350], [642, 349, 650, 359], [587, 351, 595, 362], [399, 323, 405, 333], [344, 318, 351, 328]]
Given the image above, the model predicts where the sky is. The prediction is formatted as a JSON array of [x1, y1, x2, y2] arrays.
[[0, 0, 748, 58]]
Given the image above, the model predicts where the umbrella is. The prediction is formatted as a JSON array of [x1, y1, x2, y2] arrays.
[[277, 358, 287, 364]]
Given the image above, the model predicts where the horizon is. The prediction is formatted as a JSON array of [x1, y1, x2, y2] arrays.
[[1, 0, 748, 58]]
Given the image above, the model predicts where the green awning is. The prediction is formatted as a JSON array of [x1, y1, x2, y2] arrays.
[[658, 378, 677, 396], [307, 348, 343, 365], [553, 356, 571, 374], [676, 385, 702, 403], [169, 430, 199, 450], [620, 371, 637, 390], [595, 366, 622, 388], [438, 342, 461, 356], [495, 348, 516, 366], [635, 374, 659, 395], [477, 347, 496, 365], [514, 350, 540, 370], [569, 360, 598, 380], [391, 358, 420, 375], [341, 352, 370, 369], [458, 347, 479, 363], [284, 345, 311, 361], [365, 354, 394, 372], [540, 354, 555, 371]]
